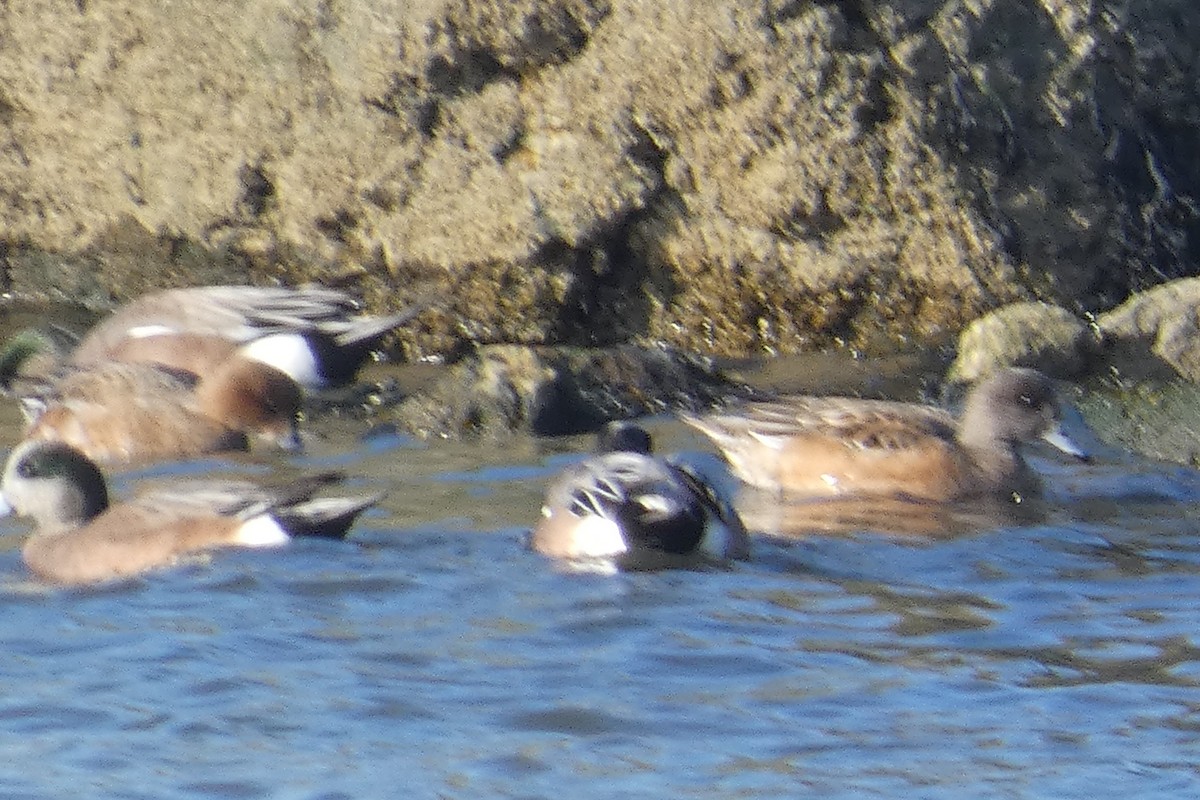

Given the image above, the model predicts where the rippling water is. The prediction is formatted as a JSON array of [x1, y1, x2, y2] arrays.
[[2, 387, 1200, 797]]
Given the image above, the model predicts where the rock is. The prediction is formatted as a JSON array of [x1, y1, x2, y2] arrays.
[[1074, 380, 1200, 466], [2, 2, 1200, 358], [947, 301, 1101, 385], [1097, 277, 1200, 382], [393, 343, 742, 437]]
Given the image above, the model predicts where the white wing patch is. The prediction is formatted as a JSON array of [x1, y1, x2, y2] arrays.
[[233, 516, 290, 547], [240, 333, 323, 388], [125, 324, 177, 339]]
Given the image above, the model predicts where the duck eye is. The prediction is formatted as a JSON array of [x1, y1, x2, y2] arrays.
[[16, 456, 41, 478], [14, 449, 70, 479], [1019, 393, 1035, 407]]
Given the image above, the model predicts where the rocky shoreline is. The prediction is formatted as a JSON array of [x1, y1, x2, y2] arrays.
[[2, 1, 1199, 459], [3, 2, 1199, 355]]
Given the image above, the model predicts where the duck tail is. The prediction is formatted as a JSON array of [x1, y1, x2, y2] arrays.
[[271, 491, 385, 540], [332, 294, 439, 349]]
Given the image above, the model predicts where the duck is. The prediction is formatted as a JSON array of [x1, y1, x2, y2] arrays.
[[3, 284, 433, 393], [682, 367, 1088, 504], [17, 351, 303, 466], [0, 439, 381, 585], [531, 421, 750, 568]]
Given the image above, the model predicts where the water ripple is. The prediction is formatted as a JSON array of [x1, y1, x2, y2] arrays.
[[0, 422, 1199, 797]]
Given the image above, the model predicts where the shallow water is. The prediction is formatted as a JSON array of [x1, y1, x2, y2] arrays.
[[3, 375, 1200, 797]]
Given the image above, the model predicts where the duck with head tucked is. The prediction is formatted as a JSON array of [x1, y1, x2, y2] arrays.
[[0, 439, 381, 586], [17, 348, 304, 466], [532, 421, 750, 569], [682, 368, 1087, 504]]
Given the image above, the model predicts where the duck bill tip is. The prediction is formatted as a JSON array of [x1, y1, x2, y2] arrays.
[[1042, 427, 1089, 462]]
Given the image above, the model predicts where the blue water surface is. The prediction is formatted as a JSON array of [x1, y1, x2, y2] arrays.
[[1, 420, 1199, 799]]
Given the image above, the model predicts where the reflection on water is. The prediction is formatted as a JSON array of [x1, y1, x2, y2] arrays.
[[0, 369, 1199, 795], [733, 487, 1050, 538]]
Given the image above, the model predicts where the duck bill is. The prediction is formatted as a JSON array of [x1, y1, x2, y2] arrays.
[[278, 425, 305, 454], [1042, 425, 1089, 461], [262, 419, 305, 454]]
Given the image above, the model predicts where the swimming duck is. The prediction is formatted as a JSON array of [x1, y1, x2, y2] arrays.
[[682, 368, 1087, 503], [0, 439, 380, 585], [531, 422, 750, 567]]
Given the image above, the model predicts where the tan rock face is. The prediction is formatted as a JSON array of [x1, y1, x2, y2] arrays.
[[0, 1, 1196, 359]]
